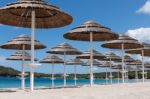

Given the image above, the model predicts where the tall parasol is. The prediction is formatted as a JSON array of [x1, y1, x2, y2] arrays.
[[105, 52, 121, 84], [47, 43, 81, 87], [1, 34, 45, 90], [97, 61, 113, 85], [0, 0, 72, 91], [125, 43, 150, 82], [82, 59, 102, 81], [126, 60, 142, 82], [111, 64, 122, 84], [40, 55, 64, 88], [64, 21, 118, 86], [101, 34, 143, 83], [76, 49, 105, 84], [66, 58, 84, 86], [123, 55, 135, 82], [7, 51, 37, 90]]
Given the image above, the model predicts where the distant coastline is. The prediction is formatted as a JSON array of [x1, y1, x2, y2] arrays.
[[0, 66, 149, 79]]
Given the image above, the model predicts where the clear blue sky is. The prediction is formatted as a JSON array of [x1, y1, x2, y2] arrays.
[[0, 0, 149, 74]]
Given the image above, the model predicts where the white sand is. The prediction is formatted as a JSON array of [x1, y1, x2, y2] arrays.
[[1, 83, 150, 99]]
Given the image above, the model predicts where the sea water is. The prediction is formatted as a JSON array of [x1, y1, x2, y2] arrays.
[[0, 77, 143, 89]]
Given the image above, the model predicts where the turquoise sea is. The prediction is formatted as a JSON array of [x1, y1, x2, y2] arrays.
[[0, 77, 141, 89]]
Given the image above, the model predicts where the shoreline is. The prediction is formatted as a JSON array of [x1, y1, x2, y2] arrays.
[[1, 82, 150, 99]]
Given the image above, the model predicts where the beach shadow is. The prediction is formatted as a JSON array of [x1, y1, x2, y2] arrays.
[[0, 90, 16, 93], [34, 86, 81, 90]]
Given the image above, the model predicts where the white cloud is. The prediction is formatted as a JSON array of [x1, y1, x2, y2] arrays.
[[126, 27, 150, 43], [137, 0, 150, 15]]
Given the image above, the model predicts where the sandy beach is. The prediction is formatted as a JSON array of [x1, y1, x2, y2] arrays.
[[1, 83, 150, 99]]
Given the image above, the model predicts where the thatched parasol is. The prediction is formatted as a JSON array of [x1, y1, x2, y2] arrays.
[[76, 49, 105, 85], [97, 61, 114, 85], [123, 55, 135, 82], [40, 55, 64, 88], [125, 43, 150, 82], [101, 34, 143, 83], [104, 52, 121, 84], [66, 58, 83, 86], [126, 60, 142, 82], [64, 21, 118, 41], [47, 43, 81, 87], [111, 64, 122, 84], [0, 0, 72, 91], [64, 20, 118, 86], [6, 51, 37, 90]]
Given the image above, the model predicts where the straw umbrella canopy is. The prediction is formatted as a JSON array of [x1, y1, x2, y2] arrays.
[[101, 34, 143, 83], [76, 49, 105, 60], [0, 0, 73, 28], [124, 55, 135, 62], [112, 64, 122, 70], [82, 59, 102, 66], [47, 43, 81, 55], [1, 34, 45, 90], [0, 0, 73, 91], [104, 52, 121, 84], [126, 60, 142, 66], [97, 61, 113, 67], [144, 62, 150, 68], [64, 20, 118, 86], [40, 55, 64, 88], [105, 52, 121, 62], [0, 34, 46, 50], [125, 43, 150, 82], [125, 43, 150, 56], [6, 51, 37, 61], [64, 21, 118, 41], [47, 43, 81, 87], [66, 58, 84, 86]]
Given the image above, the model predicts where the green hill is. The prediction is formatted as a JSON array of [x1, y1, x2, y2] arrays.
[[0, 66, 149, 79], [0, 66, 20, 77]]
